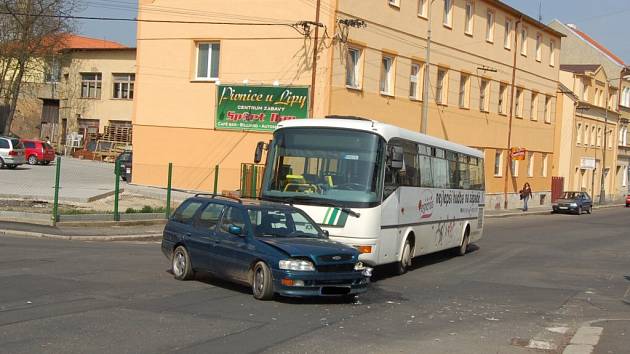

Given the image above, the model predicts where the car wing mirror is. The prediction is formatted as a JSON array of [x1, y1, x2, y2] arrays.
[[322, 229, 330, 238], [228, 224, 244, 236]]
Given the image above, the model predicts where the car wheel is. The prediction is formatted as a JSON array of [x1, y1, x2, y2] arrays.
[[27, 155, 38, 165], [0, 158, 4, 169], [395, 239, 413, 275], [455, 229, 470, 257], [577, 206, 582, 215], [7, 164, 17, 169], [586, 206, 592, 214], [252, 261, 274, 300], [172, 246, 194, 280]]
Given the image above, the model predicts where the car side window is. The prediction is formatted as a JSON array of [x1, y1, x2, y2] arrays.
[[195, 203, 224, 230], [219, 207, 247, 235], [0, 139, 9, 149], [172, 201, 203, 225]]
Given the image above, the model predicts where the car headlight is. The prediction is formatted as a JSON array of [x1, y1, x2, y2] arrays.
[[354, 261, 366, 271], [279, 259, 315, 271], [570, 203, 577, 207]]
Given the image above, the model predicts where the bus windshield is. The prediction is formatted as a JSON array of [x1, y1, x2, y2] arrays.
[[261, 128, 385, 208]]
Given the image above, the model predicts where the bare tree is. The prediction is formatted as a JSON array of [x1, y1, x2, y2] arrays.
[[0, 0, 78, 135]]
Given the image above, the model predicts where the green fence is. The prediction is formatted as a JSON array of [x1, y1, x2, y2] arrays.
[[240, 163, 265, 198]]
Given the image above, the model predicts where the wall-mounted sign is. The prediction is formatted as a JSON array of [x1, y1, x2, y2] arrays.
[[510, 147, 527, 161], [215, 85, 309, 132], [580, 157, 596, 170]]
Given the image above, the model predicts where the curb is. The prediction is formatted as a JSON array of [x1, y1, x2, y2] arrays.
[[486, 203, 625, 219], [0, 229, 162, 242]]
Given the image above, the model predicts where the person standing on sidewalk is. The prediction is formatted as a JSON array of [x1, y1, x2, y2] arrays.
[[520, 183, 532, 211]]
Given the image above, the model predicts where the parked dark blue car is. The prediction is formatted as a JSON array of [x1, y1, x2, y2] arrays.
[[552, 191, 593, 215], [161, 195, 371, 300]]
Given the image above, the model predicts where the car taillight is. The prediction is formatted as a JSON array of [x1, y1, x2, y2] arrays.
[[8, 150, 17, 156]]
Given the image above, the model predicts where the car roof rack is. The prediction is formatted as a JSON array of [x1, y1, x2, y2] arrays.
[[194, 193, 243, 204]]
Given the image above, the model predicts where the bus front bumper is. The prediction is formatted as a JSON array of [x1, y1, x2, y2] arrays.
[[329, 236, 379, 266]]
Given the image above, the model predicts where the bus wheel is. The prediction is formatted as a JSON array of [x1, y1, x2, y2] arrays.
[[395, 240, 412, 275], [455, 230, 470, 257]]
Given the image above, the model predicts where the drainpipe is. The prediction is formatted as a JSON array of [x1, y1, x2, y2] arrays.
[[503, 17, 521, 210]]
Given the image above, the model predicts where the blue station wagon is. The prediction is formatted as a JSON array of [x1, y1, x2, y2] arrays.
[[161, 195, 372, 300]]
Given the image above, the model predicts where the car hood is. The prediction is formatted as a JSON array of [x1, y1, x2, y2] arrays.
[[258, 237, 358, 260]]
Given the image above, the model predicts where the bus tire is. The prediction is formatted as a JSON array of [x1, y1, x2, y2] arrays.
[[395, 239, 412, 275], [455, 228, 470, 257]]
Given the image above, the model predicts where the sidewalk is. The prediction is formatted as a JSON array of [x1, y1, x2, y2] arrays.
[[486, 203, 626, 218], [0, 221, 163, 241]]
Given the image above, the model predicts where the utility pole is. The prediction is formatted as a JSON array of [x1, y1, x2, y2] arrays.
[[599, 81, 609, 204], [420, 0, 432, 134], [308, 0, 321, 118], [503, 18, 521, 210]]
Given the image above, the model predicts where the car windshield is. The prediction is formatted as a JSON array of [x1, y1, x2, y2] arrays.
[[10, 139, 23, 149], [562, 192, 580, 199], [247, 208, 324, 239], [261, 128, 385, 208]]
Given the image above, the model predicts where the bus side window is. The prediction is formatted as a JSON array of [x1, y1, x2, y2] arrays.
[[383, 165, 399, 199]]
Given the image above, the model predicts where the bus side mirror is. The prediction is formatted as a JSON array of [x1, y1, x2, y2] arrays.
[[254, 141, 265, 164], [388, 146, 404, 169]]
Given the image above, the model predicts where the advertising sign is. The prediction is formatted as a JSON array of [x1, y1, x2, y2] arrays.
[[580, 157, 596, 170], [510, 147, 527, 161], [215, 85, 309, 132]]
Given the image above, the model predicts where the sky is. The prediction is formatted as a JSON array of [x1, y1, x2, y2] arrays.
[[76, 0, 630, 63]]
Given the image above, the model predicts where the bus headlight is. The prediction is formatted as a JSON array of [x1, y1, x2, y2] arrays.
[[279, 259, 315, 271]]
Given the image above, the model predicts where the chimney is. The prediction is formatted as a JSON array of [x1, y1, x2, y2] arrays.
[[567, 23, 577, 30]]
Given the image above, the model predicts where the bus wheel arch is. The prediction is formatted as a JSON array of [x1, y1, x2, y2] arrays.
[[395, 231, 415, 275], [455, 224, 471, 256]]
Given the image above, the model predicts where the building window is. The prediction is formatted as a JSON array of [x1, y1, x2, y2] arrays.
[[44, 57, 61, 83], [196, 42, 220, 80], [591, 126, 596, 146], [464, 1, 474, 35], [346, 47, 362, 89], [511, 158, 519, 177], [541, 153, 548, 177], [494, 150, 503, 176], [585, 124, 590, 146], [443, 0, 453, 27], [504, 19, 512, 49], [607, 129, 612, 149], [527, 152, 535, 177], [515, 88, 523, 117], [577, 122, 582, 145], [623, 167, 628, 187], [436, 68, 448, 105], [535, 33, 542, 62], [544, 96, 552, 123], [549, 40, 556, 67], [409, 63, 422, 100], [112, 74, 135, 100], [498, 83, 507, 115], [388, 0, 400, 7], [582, 78, 589, 101], [418, 0, 428, 17], [530, 92, 538, 121], [80, 73, 102, 99], [459, 73, 470, 108], [380, 55, 394, 95], [486, 10, 495, 42], [597, 127, 602, 147], [479, 79, 489, 112], [520, 27, 528, 56]]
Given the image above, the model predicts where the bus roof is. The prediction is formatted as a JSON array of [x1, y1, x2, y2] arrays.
[[276, 118, 484, 159]]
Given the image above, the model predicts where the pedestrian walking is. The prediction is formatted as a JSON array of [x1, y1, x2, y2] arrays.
[[520, 182, 532, 211]]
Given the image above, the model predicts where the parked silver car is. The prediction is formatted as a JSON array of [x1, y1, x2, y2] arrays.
[[0, 136, 26, 169]]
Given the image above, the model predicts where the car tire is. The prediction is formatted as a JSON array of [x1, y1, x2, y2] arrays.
[[395, 239, 413, 275], [455, 229, 470, 257], [27, 155, 38, 165], [342, 294, 358, 303], [252, 261, 274, 300], [577, 206, 582, 215], [586, 206, 592, 214], [0, 158, 4, 169], [172, 246, 194, 281], [7, 164, 17, 169]]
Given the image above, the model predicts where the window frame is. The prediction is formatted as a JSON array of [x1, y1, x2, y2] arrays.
[[498, 82, 508, 115], [388, 0, 400, 8], [535, 33, 542, 62], [494, 150, 503, 177], [443, 0, 453, 28], [527, 152, 535, 177], [436, 68, 448, 105], [112, 73, 135, 100], [515, 87, 523, 118], [544, 96, 552, 123], [485, 10, 495, 43], [464, 1, 474, 35], [80, 73, 102, 99], [549, 40, 556, 67], [520, 27, 528, 56], [504, 18, 512, 50], [380, 55, 395, 96], [418, 0, 428, 18], [459, 73, 470, 108], [541, 153, 548, 178], [530, 92, 539, 121], [409, 62, 423, 100], [479, 78, 490, 112], [195, 42, 221, 81], [346, 46, 363, 90]]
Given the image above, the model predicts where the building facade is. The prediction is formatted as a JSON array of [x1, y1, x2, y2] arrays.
[[133, 0, 563, 208], [554, 65, 620, 200], [549, 20, 630, 201]]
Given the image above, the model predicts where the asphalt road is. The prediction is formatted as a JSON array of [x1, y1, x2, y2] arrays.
[[1, 208, 629, 354]]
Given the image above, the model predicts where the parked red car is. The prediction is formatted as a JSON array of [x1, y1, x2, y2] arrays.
[[20, 139, 55, 165], [626, 194, 630, 207]]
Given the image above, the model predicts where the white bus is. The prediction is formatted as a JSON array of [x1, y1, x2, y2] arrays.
[[256, 117, 485, 274]]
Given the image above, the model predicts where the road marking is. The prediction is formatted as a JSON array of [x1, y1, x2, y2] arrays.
[[527, 339, 556, 350], [562, 326, 603, 354], [547, 326, 570, 334]]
